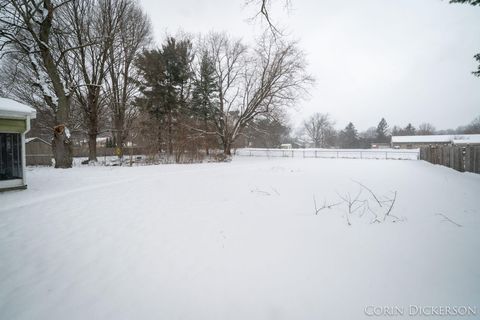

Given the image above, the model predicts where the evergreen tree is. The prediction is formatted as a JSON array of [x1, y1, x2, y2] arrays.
[[244, 117, 291, 148], [191, 51, 219, 154], [474, 54, 480, 77], [136, 37, 193, 154], [160, 37, 193, 154], [449, 0, 480, 4], [391, 125, 401, 136], [376, 118, 389, 143], [339, 122, 359, 148], [403, 123, 416, 135], [192, 52, 218, 117]]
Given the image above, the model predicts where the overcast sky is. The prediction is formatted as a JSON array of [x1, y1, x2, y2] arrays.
[[139, 0, 480, 131]]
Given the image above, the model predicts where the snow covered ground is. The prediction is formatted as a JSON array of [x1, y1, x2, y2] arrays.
[[1, 157, 479, 319]]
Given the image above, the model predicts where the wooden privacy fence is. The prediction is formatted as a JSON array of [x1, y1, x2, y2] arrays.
[[420, 146, 480, 174], [72, 146, 147, 158], [26, 146, 148, 166], [236, 148, 419, 160], [26, 138, 53, 166]]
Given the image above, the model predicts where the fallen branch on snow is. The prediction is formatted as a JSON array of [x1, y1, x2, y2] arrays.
[[435, 213, 462, 227], [313, 195, 342, 215], [313, 181, 401, 225]]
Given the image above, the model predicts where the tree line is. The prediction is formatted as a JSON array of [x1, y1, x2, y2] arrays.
[[292, 114, 480, 149], [1, 0, 478, 165], [0, 0, 312, 167]]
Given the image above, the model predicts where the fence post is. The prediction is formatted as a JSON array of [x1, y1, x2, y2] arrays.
[[457, 147, 461, 171], [443, 147, 449, 168], [475, 147, 479, 173], [476, 147, 480, 174], [450, 147, 454, 168], [460, 147, 466, 172], [464, 147, 471, 173], [315, 150, 317, 158]]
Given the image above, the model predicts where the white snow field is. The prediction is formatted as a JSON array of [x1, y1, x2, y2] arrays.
[[1, 157, 479, 320]]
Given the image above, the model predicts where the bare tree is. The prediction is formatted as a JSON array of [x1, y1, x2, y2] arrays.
[[203, 32, 313, 155], [417, 122, 436, 135], [303, 113, 334, 148], [0, 0, 84, 168], [464, 115, 480, 134], [246, 0, 291, 37], [62, 0, 129, 161], [0, 53, 57, 138], [105, 0, 151, 158], [0, 0, 76, 167]]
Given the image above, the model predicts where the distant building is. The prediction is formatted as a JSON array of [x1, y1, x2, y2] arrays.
[[0, 98, 36, 191], [371, 143, 390, 149], [391, 134, 480, 149]]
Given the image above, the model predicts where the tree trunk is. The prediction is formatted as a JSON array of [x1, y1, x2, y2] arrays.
[[52, 125, 73, 168], [114, 114, 125, 158], [223, 139, 232, 156], [157, 124, 163, 153], [88, 133, 97, 162], [168, 111, 173, 156], [204, 118, 209, 156], [87, 91, 98, 162]]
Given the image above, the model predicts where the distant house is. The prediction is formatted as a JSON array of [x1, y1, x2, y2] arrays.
[[26, 137, 53, 166], [371, 143, 390, 149], [0, 98, 37, 191], [391, 134, 480, 149]]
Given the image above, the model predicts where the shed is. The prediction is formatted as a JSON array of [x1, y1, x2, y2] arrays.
[[26, 137, 53, 166], [0, 97, 37, 191]]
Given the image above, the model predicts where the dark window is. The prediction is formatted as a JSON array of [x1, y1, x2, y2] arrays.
[[0, 133, 23, 180]]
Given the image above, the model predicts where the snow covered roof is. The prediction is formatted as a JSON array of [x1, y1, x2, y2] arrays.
[[392, 134, 480, 145], [0, 97, 37, 119], [452, 135, 480, 145]]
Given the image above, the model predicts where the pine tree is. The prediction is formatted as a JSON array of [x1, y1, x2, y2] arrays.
[[340, 122, 359, 148], [376, 118, 389, 143], [403, 123, 416, 135], [391, 125, 401, 136], [191, 52, 219, 154], [136, 37, 193, 155], [192, 52, 218, 115]]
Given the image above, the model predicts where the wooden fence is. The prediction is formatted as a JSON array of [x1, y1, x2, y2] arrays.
[[26, 139, 53, 166], [420, 146, 480, 174], [72, 146, 147, 158], [26, 146, 148, 166]]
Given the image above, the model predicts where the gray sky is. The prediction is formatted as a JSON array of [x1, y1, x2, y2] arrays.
[[139, 0, 480, 131]]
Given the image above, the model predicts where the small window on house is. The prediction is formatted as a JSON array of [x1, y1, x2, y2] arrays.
[[0, 133, 23, 181]]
